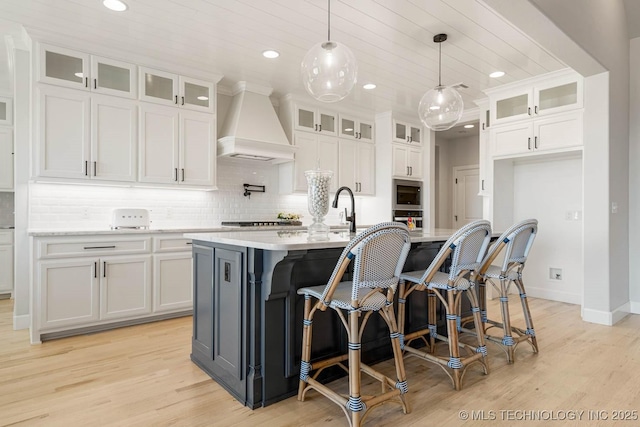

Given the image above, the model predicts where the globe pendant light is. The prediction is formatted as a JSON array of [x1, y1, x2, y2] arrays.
[[418, 34, 463, 131], [301, 0, 358, 103]]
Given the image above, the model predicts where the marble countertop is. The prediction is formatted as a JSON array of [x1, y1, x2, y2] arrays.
[[185, 228, 458, 251]]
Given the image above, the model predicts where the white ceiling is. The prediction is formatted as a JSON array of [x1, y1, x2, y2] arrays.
[[0, 0, 634, 118]]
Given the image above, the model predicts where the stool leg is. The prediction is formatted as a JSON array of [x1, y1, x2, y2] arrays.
[[428, 289, 437, 352], [397, 280, 407, 351], [498, 277, 515, 364], [467, 285, 489, 375], [444, 289, 463, 390], [477, 279, 488, 335], [348, 309, 364, 427], [515, 277, 538, 353], [298, 295, 313, 400], [384, 302, 410, 414]]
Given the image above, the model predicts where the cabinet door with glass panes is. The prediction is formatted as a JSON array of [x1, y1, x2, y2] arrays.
[[0, 97, 12, 126], [139, 67, 214, 113], [339, 115, 374, 142], [294, 104, 338, 136], [38, 43, 137, 99], [393, 120, 421, 145]]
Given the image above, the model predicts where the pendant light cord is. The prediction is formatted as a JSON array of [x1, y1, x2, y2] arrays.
[[327, 0, 331, 41], [438, 40, 442, 87]]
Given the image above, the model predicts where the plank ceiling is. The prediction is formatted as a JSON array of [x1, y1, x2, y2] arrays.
[[0, 0, 568, 117]]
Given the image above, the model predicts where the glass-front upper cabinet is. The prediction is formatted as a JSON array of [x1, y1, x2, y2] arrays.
[[393, 120, 421, 144], [38, 44, 136, 98], [294, 104, 337, 135], [139, 67, 214, 113], [489, 69, 583, 125], [339, 115, 374, 142], [0, 97, 12, 125]]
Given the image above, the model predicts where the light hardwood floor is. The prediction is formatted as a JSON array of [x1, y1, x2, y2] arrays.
[[1, 297, 639, 426]]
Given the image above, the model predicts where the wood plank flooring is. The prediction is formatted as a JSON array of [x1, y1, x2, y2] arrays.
[[1, 297, 639, 426]]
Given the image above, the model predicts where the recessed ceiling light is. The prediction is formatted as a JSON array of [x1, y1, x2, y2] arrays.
[[197, 96, 209, 101], [464, 124, 474, 129], [262, 50, 280, 59], [489, 71, 505, 78], [362, 83, 376, 90], [103, 0, 128, 12]]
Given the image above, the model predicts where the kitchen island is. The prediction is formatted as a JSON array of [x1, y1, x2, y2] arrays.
[[184, 227, 464, 409]]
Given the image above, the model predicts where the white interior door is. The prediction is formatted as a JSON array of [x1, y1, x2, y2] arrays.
[[453, 166, 482, 227]]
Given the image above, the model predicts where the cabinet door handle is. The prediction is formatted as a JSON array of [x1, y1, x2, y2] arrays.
[[84, 245, 116, 250], [224, 262, 231, 282], [94, 79, 97, 89], [534, 136, 538, 149], [181, 168, 185, 182], [410, 166, 413, 176], [84, 161, 88, 176], [482, 179, 485, 191], [528, 107, 531, 116], [103, 261, 107, 278], [528, 137, 531, 150], [175, 95, 178, 105], [93, 161, 97, 176], [535, 106, 538, 114], [181, 96, 185, 106], [94, 262, 97, 278], [314, 124, 318, 131], [186, 242, 192, 245], [482, 123, 485, 130], [318, 124, 322, 132], [406, 166, 409, 176], [85, 77, 89, 88], [174, 168, 178, 182]]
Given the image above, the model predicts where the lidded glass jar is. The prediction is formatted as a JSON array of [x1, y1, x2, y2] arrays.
[[305, 169, 333, 241]]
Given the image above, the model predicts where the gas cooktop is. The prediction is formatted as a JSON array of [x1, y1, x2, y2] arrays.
[[221, 221, 302, 227]]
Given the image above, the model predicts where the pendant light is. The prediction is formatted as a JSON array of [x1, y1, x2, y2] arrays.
[[418, 34, 463, 131], [300, 0, 358, 103]]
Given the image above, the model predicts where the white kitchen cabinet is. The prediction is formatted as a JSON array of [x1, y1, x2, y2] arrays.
[[393, 120, 422, 145], [100, 255, 152, 320], [139, 67, 214, 113], [489, 69, 582, 126], [474, 99, 491, 196], [153, 235, 193, 313], [0, 231, 13, 295], [0, 97, 12, 125], [139, 104, 216, 187], [37, 86, 137, 182], [294, 104, 338, 136], [491, 111, 582, 157], [39, 258, 99, 329], [0, 128, 13, 190], [338, 139, 375, 195], [339, 115, 374, 142], [392, 144, 423, 180], [284, 131, 338, 193], [38, 43, 137, 99]]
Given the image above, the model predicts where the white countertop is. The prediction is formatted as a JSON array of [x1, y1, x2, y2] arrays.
[[185, 228, 459, 251], [28, 225, 320, 237]]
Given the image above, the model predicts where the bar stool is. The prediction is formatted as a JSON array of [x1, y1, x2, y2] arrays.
[[474, 219, 539, 363], [397, 220, 492, 391], [297, 222, 412, 427]]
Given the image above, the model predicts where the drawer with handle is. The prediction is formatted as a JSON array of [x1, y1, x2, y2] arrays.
[[38, 237, 151, 259], [153, 236, 193, 252]]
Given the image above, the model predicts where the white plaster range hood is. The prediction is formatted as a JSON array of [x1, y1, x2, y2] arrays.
[[217, 81, 295, 164]]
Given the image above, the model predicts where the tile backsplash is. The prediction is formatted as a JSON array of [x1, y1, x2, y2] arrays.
[[0, 192, 14, 226], [29, 162, 351, 230]]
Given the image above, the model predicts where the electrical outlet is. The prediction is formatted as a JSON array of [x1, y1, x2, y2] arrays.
[[549, 268, 562, 280], [82, 208, 89, 219], [166, 207, 173, 218]]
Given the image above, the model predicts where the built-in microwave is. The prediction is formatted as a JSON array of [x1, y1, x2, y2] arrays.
[[392, 179, 423, 211]]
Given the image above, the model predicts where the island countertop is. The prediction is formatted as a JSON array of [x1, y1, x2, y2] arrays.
[[184, 227, 461, 251]]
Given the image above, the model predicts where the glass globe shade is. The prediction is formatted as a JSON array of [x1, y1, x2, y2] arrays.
[[418, 85, 464, 131], [301, 41, 358, 103]]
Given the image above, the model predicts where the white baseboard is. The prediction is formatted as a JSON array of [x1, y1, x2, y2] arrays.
[[526, 286, 581, 305], [13, 314, 30, 330], [582, 302, 630, 326], [630, 301, 640, 314]]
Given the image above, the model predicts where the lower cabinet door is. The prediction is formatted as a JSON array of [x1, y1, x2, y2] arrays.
[[0, 245, 13, 293], [40, 258, 99, 329], [153, 252, 193, 313], [100, 255, 152, 320]]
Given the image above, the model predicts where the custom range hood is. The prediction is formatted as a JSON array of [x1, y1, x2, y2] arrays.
[[217, 82, 295, 164]]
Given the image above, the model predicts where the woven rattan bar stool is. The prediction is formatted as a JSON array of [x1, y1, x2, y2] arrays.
[[473, 218, 539, 363], [297, 222, 412, 427], [396, 220, 492, 391]]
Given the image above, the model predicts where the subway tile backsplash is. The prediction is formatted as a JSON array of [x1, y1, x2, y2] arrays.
[[29, 162, 344, 230], [0, 192, 14, 227]]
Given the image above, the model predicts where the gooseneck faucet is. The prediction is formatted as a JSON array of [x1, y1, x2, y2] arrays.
[[332, 186, 356, 233]]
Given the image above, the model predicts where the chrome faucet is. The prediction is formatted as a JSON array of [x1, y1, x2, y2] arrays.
[[332, 186, 356, 233]]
